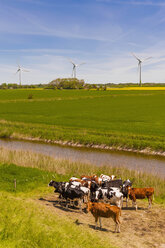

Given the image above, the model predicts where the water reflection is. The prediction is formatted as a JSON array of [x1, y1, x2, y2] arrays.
[[0, 139, 164, 178]]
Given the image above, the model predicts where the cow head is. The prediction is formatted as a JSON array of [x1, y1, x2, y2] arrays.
[[48, 180, 55, 187], [84, 201, 93, 213], [110, 175, 116, 180], [127, 186, 132, 195]]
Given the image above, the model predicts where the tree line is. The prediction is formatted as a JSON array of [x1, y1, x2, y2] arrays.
[[0, 79, 165, 90]]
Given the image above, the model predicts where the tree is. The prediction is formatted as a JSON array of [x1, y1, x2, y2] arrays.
[[49, 78, 85, 89]]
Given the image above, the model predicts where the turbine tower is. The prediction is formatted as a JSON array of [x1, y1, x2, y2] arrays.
[[69, 60, 85, 78], [132, 53, 152, 87], [15, 64, 29, 85]]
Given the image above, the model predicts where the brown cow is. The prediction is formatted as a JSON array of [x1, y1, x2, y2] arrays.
[[69, 177, 91, 188], [127, 186, 154, 210], [86, 201, 121, 233], [80, 175, 103, 185], [80, 174, 97, 180]]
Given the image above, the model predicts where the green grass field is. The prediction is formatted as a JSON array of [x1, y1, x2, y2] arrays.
[[0, 89, 165, 152]]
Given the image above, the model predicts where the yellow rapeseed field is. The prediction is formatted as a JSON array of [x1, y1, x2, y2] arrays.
[[108, 87, 165, 90]]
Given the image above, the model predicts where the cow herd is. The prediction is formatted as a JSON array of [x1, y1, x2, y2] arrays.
[[48, 173, 154, 233]]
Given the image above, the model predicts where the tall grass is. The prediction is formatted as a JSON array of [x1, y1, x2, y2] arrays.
[[0, 147, 164, 203]]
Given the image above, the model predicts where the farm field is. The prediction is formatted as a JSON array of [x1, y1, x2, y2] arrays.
[[0, 148, 164, 248], [0, 89, 165, 153]]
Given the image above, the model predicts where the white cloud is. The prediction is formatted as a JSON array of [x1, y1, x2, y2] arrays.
[[1, 46, 165, 84], [0, 3, 125, 42]]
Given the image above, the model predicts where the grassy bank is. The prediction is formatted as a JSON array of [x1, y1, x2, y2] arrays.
[[0, 146, 164, 248], [0, 89, 165, 154], [0, 147, 164, 204], [0, 164, 115, 248]]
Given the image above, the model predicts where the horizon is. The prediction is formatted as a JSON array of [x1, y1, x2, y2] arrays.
[[0, 0, 165, 84]]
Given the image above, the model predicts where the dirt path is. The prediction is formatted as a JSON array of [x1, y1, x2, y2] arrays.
[[35, 194, 165, 248]]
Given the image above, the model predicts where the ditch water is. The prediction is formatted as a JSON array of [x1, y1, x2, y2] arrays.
[[0, 138, 165, 178]]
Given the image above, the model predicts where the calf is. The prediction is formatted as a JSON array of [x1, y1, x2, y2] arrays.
[[86, 201, 121, 233], [127, 186, 154, 210]]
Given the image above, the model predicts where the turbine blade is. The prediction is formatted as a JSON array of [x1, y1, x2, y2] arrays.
[[143, 57, 152, 61], [131, 53, 141, 62], [15, 69, 20, 74], [77, 62, 86, 67], [22, 69, 29, 72], [68, 58, 75, 66], [17, 60, 20, 68]]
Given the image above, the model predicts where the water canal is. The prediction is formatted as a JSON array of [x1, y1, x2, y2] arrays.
[[0, 138, 164, 178]]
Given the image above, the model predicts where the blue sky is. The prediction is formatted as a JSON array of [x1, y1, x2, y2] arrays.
[[0, 0, 165, 84]]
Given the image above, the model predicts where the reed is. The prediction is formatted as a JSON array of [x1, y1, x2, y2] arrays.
[[0, 147, 164, 203]]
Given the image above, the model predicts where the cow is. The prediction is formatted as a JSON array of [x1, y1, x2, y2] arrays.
[[80, 174, 97, 180], [81, 175, 103, 185], [127, 186, 154, 210], [85, 201, 121, 233], [121, 179, 132, 207], [56, 183, 85, 210], [69, 177, 82, 183], [90, 181, 99, 201], [101, 179, 123, 188], [107, 188, 123, 208], [100, 174, 116, 182], [48, 180, 65, 188], [93, 187, 123, 208], [69, 177, 91, 188]]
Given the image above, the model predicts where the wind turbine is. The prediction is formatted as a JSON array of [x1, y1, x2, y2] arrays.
[[15, 64, 29, 85], [132, 53, 152, 86], [69, 60, 85, 78]]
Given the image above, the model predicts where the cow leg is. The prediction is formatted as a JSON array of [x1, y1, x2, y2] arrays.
[[115, 222, 118, 233], [117, 221, 120, 233], [132, 200, 134, 207], [120, 197, 123, 209], [115, 214, 121, 233], [99, 217, 102, 230], [126, 196, 128, 208], [132, 200, 137, 210], [95, 217, 98, 229], [148, 197, 152, 209], [79, 199, 82, 212], [58, 195, 62, 205], [85, 195, 88, 203]]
